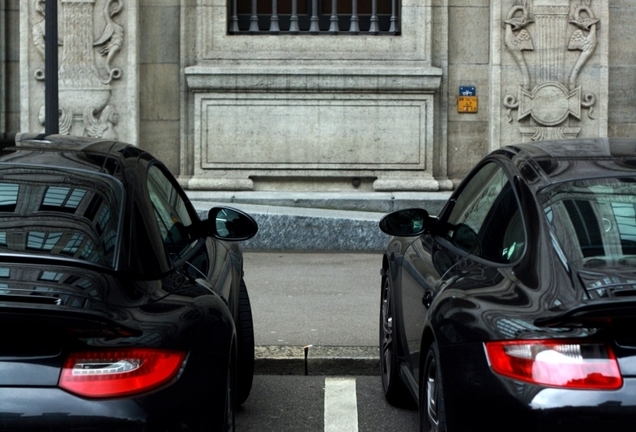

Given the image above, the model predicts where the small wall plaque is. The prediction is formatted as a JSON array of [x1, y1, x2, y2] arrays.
[[458, 96, 478, 113]]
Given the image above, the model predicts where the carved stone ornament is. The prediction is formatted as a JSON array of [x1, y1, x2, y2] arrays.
[[502, 0, 598, 140], [32, 0, 124, 138]]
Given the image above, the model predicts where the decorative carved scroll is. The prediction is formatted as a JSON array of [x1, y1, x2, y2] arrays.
[[502, 0, 598, 140], [31, 0, 124, 138]]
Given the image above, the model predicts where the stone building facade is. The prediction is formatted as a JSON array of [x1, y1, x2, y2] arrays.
[[1, 0, 636, 191]]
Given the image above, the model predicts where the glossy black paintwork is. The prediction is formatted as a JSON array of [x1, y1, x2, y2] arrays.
[[381, 138, 636, 431], [439, 342, 636, 432], [0, 134, 256, 431]]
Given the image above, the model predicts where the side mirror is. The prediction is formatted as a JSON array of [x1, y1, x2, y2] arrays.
[[379, 208, 434, 237], [207, 207, 258, 241]]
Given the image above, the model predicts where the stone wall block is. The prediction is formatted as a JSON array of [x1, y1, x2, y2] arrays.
[[6, 7, 20, 62], [447, 121, 489, 182], [140, 5, 180, 64], [609, 5, 636, 67], [449, 4, 490, 65], [141, 63, 180, 121], [181, 0, 445, 191], [449, 0, 489, 6], [609, 123, 636, 138], [608, 66, 636, 124], [140, 120, 180, 172]]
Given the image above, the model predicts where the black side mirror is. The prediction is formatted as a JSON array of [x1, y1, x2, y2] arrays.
[[379, 208, 434, 237], [207, 207, 258, 241]]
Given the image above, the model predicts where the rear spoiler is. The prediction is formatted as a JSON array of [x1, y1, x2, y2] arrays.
[[0, 132, 46, 149], [0, 305, 142, 338], [534, 300, 636, 328]]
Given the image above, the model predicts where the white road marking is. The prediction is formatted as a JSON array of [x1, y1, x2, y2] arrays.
[[324, 377, 358, 432]]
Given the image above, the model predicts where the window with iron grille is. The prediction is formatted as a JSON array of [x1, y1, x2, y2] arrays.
[[229, 0, 400, 35]]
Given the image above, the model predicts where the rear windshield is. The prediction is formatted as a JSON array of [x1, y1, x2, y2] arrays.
[[0, 166, 124, 268], [540, 177, 636, 269]]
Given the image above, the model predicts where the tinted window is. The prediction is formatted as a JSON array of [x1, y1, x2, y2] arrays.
[[446, 162, 525, 263], [0, 167, 124, 268], [146, 165, 195, 261], [541, 177, 636, 268]]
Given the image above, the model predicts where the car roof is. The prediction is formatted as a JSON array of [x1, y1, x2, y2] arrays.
[[503, 137, 636, 160], [496, 138, 636, 187], [0, 133, 145, 176]]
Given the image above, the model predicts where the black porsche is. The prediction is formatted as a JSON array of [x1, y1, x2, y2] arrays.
[[379, 138, 636, 431], [0, 133, 258, 431]]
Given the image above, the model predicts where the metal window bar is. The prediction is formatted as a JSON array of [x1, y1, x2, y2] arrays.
[[349, 0, 359, 34], [230, 0, 239, 32], [231, 0, 399, 35], [310, 0, 320, 34], [329, 0, 339, 34], [389, 0, 398, 34], [290, 0, 300, 34], [249, 0, 259, 33], [270, 0, 280, 33], [369, 0, 379, 34]]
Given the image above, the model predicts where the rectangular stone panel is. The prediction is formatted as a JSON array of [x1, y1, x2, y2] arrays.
[[197, 96, 427, 170]]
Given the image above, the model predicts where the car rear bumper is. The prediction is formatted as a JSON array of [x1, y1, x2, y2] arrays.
[[0, 387, 148, 431]]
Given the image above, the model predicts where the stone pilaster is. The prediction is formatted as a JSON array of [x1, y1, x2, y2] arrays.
[[19, 0, 138, 142]]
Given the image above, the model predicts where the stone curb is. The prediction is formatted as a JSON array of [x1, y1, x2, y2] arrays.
[[254, 345, 380, 376]]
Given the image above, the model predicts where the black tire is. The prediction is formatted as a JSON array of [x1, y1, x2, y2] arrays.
[[236, 278, 254, 405], [203, 348, 236, 432], [420, 342, 447, 432], [380, 276, 412, 407]]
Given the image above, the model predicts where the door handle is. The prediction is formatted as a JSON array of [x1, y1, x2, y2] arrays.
[[422, 290, 433, 308]]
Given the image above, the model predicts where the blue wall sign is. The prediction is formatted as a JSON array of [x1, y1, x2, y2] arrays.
[[460, 86, 476, 96]]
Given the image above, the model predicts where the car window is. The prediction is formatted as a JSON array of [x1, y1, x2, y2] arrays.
[[446, 162, 525, 263], [541, 177, 636, 269], [146, 165, 195, 261], [0, 167, 124, 268]]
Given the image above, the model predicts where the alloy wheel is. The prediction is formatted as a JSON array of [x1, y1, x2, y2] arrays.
[[426, 356, 440, 430], [421, 343, 446, 432], [380, 278, 394, 390]]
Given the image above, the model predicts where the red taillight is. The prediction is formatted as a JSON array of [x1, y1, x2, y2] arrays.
[[484, 340, 622, 390], [59, 349, 186, 398]]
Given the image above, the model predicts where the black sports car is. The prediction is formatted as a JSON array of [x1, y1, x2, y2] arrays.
[[0, 133, 258, 431], [379, 138, 636, 431]]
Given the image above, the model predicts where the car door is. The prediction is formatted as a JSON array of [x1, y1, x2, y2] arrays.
[[144, 163, 224, 297], [400, 160, 526, 374]]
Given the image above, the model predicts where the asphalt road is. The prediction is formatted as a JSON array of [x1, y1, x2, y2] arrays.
[[236, 375, 418, 431], [243, 251, 382, 348], [239, 252, 420, 431]]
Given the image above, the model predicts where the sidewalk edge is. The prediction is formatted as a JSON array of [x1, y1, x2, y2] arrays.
[[254, 345, 380, 376]]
